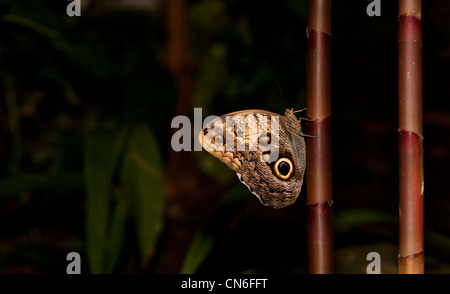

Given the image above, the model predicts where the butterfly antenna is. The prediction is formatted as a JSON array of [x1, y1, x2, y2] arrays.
[[275, 79, 286, 110], [293, 108, 307, 114]]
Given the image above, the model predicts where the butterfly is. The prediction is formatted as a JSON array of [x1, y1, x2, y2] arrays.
[[198, 109, 306, 209]]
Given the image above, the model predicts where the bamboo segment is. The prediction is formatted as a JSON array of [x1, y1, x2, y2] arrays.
[[306, 29, 332, 121], [307, 0, 332, 36], [165, 0, 192, 117], [399, 0, 422, 17], [306, 117, 332, 205], [398, 131, 424, 274], [398, 251, 425, 274], [398, 0, 424, 274], [398, 15, 423, 135], [306, 117, 333, 273], [305, 0, 333, 274], [306, 200, 333, 273]]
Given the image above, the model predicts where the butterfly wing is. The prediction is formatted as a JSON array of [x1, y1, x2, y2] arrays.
[[199, 109, 306, 209]]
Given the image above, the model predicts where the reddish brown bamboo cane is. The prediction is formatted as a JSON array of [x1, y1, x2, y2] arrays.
[[166, 0, 192, 117], [305, 0, 333, 274], [162, 0, 197, 273], [398, 0, 424, 274]]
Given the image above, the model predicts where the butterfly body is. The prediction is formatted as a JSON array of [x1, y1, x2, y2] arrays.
[[199, 109, 306, 209]]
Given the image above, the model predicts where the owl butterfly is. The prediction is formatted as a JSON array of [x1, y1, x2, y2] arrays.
[[198, 109, 306, 209]]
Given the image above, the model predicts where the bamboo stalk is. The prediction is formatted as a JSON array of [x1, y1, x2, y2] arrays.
[[305, 0, 333, 274], [166, 0, 192, 117], [162, 0, 197, 273], [398, 0, 424, 274]]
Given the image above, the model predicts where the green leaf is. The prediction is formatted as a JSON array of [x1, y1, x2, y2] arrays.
[[334, 209, 397, 232], [190, 0, 225, 29], [425, 229, 450, 251], [105, 188, 129, 274], [119, 124, 164, 266], [0, 172, 84, 196], [181, 185, 251, 274], [285, 0, 308, 21], [85, 128, 127, 274], [1, 14, 60, 40]]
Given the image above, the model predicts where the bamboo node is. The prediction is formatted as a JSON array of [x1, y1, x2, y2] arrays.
[[398, 249, 425, 259]]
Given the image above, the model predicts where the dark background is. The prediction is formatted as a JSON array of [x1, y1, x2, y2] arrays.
[[0, 0, 449, 274]]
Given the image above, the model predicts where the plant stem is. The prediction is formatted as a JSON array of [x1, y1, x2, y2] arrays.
[[165, 0, 192, 117], [2, 73, 22, 175], [305, 0, 333, 274], [398, 0, 424, 274]]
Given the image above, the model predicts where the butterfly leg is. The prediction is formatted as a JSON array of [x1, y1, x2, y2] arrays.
[[301, 132, 319, 138]]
